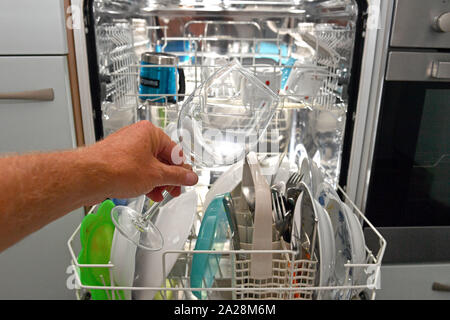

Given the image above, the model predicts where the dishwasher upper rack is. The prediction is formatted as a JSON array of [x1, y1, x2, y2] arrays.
[[97, 18, 354, 189], [99, 20, 355, 112], [67, 181, 386, 301]]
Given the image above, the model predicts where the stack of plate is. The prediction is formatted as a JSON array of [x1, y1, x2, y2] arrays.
[[272, 154, 367, 299], [290, 157, 367, 299]]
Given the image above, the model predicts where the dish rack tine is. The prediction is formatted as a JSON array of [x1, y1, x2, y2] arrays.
[[309, 218, 319, 260], [98, 274, 111, 300]]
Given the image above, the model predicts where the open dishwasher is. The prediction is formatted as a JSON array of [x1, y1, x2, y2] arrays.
[[69, 0, 386, 300]]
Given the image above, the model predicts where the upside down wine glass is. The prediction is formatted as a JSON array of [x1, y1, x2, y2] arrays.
[[111, 59, 280, 251]]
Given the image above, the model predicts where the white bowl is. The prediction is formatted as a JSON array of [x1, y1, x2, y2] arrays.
[[133, 190, 198, 300]]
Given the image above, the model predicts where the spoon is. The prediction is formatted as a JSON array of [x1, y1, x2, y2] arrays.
[[241, 155, 256, 214], [223, 194, 244, 259]]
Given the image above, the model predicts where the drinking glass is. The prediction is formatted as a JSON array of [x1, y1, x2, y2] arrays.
[[111, 59, 280, 251]]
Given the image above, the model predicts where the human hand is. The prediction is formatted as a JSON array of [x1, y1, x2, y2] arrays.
[[89, 120, 198, 202]]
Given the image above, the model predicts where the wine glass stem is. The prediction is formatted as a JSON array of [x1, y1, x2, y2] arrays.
[[141, 191, 173, 223]]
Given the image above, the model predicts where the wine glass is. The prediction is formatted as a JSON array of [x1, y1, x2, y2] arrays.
[[111, 59, 280, 251], [111, 192, 173, 251]]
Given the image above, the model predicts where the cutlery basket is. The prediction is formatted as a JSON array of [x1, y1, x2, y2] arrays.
[[230, 186, 317, 300], [233, 240, 317, 300]]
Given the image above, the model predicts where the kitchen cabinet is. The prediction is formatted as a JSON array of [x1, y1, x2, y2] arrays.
[[377, 264, 450, 300], [0, 0, 67, 55], [0, 56, 77, 153], [0, 2, 83, 299]]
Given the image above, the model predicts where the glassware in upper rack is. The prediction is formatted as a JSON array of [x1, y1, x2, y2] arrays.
[[111, 59, 280, 251], [178, 59, 280, 168]]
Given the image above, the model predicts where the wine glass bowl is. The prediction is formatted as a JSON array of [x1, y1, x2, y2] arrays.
[[111, 205, 164, 251], [177, 59, 280, 168], [111, 60, 280, 251]]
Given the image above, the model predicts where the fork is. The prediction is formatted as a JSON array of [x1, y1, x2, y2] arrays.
[[286, 172, 303, 190], [286, 172, 304, 204], [271, 189, 292, 242]]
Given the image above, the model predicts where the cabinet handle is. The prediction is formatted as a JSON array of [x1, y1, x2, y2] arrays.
[[432, 282, 450, 292], [0, 88, 54, 101], [431, 61, 450, 79]]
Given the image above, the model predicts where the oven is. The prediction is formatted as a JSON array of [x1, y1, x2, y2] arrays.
[[356, 0, 450, 265]]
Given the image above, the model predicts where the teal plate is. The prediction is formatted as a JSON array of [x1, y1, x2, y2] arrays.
[[190, 194, 230, 299]]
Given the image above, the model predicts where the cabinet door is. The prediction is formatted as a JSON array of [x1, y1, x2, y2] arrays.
[[378, 264, 450, 300], [0, 56, 76, 153], [0, 0, 67, 55], [0, 56, 83, 299]]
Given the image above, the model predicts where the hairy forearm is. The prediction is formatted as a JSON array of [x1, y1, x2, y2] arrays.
[[0, 147, 110, 252], [0, 121, 198, 253]]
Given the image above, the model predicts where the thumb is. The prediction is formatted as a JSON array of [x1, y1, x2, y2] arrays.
[[155, 162, 198, 187]]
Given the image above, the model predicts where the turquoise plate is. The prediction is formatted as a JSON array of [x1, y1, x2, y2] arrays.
[[190, 194, 230, 299]]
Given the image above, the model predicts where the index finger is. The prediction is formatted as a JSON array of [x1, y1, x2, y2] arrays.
[[156, 128, 184, 165]]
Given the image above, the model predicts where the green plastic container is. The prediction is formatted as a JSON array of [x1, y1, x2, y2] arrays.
[[78, 200, 124, 300]]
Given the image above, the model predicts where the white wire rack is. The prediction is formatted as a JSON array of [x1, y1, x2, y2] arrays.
[[96, 19, 354, 183], [96, 19, 354, 108], [67, 178, 386, 301]]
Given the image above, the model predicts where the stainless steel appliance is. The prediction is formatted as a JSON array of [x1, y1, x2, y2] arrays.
[[344, 0, 450, 299]]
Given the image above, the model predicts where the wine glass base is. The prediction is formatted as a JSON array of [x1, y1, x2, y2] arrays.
[[111, 205, 164, 251]]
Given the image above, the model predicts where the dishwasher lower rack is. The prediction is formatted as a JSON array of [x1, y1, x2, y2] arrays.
[[67, 185, 386, 300]]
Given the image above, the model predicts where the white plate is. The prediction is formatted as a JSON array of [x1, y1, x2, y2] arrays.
[[203, 160, 242, 212], [133, 190, 197, 300], [315, 182, 341, 209], [313, 199, 336, 299], [298, 182, 335, 299], [299, 157, 313, 190], [341, 202, 366, 291], [325, 198, 354, 300], [316, 182, 364, 299], [291, 192, 303, 252], [310, 160, 325, 195]]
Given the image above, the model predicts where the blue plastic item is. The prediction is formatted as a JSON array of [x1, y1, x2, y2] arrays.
[[156, 41, 190, 63], [281, 57, 297, 89], [190, 194, 230, 300], [256, 42, 289, 64], [138, 52, 185, 103], [255, 42, 296, 89]]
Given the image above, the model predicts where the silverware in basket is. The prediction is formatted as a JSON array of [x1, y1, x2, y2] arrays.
[[222, 194, 241, 252], [286, 172, 304, 205], [271, 189, 293, 243]]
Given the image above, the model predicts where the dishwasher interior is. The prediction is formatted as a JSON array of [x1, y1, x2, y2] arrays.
[[71, 0, 386, 300], [94, 0, 358, 187]]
